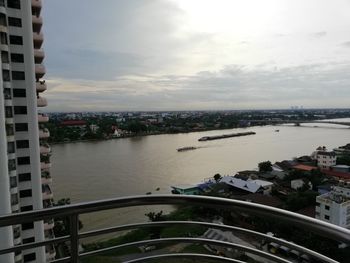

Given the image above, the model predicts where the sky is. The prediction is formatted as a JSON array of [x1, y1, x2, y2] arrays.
[[42, 0, 350, 111]]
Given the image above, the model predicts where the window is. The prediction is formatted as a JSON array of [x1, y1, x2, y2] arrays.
[[23, 253, 36, 262], [19, 189, 32, 198], [316, 202, 320, 207], [15, 123, 28, 132], [325, 205, 330, 210], [6, 124, 14, 136], [325, 215, 330, 220], [10, 176, 17, 188], [0, 0, 4, 7], [9, 35, 22, 45], [4, 88, 11, 99], [11, 193, 18, 206], [17, 156, 30, 165], [3, 69, 10, 81], [13, 88, 26, 97], [8, 159, 16, 171], [0, 13, 6, 26], [0, 32, 7, 44], [8, 17, 21, 27], [5, 106, 12, 118], [7, 141, 15, 154], [10, 53, 24, 62], [7, 0, 21, 9], [1, 50, 9, 62], [14, 106, 27, 115], [21, 205, 33, 212], [22, 222, 34, 231], [12, 71, 25, 80], [23, 237, 35, 244], [19, 173, 31, 182], [16, 140, 29, 149]]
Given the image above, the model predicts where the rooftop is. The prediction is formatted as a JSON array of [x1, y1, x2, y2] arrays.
[[292, 164, 318, 171]]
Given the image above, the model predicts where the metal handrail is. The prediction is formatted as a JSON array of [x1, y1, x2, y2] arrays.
[[0, 195, 349, 263], [123, 253, 246, 263], [78, 221, 339, 263]]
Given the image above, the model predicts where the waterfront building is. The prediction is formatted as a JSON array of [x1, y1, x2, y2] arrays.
[[315, 184, 350, 229], [220, 176, 273, 195], [311, 146, 337, 170], [171, 184, 201, 195], [0, 0, 54, 262]]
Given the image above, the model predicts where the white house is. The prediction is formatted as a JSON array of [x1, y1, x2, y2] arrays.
[[311, 147, 337, 170], [316, 151, 337, 170], [315, 184, 350, 229]]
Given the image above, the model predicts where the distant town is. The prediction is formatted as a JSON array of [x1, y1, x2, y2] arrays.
[[41, 108, 350, 143]]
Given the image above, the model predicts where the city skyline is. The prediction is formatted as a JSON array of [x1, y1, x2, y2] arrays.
[[43, 0, 350, 111]]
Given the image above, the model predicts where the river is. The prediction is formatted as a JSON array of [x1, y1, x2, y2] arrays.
[[51, 121, 350, 237]]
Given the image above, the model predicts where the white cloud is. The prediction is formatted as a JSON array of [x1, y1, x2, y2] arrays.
[[42, 0, 350, 111]]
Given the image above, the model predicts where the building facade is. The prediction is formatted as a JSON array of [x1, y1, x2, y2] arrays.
[[315, 184, 350, 229], [0, 0, 54, 262], [311, 147, 337, 170]]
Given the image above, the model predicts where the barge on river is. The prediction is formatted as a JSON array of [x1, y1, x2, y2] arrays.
[[177, 146, 197, 152], [198, 131, 256, 141]]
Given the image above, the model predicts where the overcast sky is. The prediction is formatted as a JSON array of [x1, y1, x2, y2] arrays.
[[42, 0, 350, 111]]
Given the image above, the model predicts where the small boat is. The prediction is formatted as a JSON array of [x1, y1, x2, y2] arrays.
[[177, 146, 197, 152], [275, 130, 280, 132]]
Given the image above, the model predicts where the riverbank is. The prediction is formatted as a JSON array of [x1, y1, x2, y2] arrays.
[[49, 126, 260, 145]]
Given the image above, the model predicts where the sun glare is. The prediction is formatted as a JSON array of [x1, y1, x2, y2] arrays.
[[176, 0, 284, 36]]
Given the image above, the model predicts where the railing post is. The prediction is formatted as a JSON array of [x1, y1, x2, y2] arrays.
[[70, 215, 79, 263]]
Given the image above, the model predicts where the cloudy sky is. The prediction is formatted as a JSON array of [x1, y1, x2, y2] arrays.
[[42, 0, 350, 111]]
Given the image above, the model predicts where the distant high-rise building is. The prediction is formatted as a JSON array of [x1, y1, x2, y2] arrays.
[[0, 0, 54, 262]]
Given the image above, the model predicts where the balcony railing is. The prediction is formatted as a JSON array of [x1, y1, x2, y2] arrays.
[[0, 195, 349, 263], [39, 128, 50, 139], [38, 113, 49, 123], [36, 79, 47, 92], [32, 0, 42, 9], [35, 64, 46, 78], [37, 96, 48, 107], [34, 49, 45, 63]]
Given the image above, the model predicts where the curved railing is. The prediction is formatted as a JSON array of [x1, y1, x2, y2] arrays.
[[0, 195, 349, 263]]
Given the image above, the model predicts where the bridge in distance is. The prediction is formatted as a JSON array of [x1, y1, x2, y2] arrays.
[[246, 120, 350, 127]]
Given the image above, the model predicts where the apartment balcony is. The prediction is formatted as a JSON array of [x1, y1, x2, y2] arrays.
[[40, 162, 51, 170], [36, 80, 47, 92], [41, 172, 52, 184], [0, 24, 7, 33], [38, 113, 49, 123], [14, 252, 22, 263], [40, 143, 51, 154], [37, 96, 48, 107], [39, 128, 50, 139], [33, 32, 44, 48], [32, 15, 43, 27], [35, 64, 46, 78], [42, 189, 53, 200], [44, 229, 54, 240], [45, 245, 56, 261], [34, 49, 45, 63], [31, 0, 42, 9], [44, 219, 54, 230], [0, 195, 349, 263]]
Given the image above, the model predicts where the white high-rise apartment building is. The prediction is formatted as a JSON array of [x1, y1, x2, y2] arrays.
[[0, 0, 54, 262]]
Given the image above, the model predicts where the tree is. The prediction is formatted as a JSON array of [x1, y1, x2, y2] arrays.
[[258, 161, 273, 172], [214, 173, 222, 183], [145, 211, 164, 222]]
